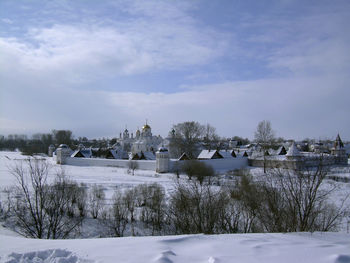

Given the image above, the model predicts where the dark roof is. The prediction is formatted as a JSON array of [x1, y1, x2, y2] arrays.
[[158, 146, 168, 152], [334, 134, 344, 149], [277, 146, 287, 155], [178, 153, 190, 160]]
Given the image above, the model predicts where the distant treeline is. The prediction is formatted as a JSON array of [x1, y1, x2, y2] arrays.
[[0, 130, 119, 155]]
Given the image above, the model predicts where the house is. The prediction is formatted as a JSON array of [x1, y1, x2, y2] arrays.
[[71, 148, 92, 158], [197, 150, 223, 160], [129, 151, 155, 160], [143, 151, 156, 160], [129, 152, 146, 160], [276, 146, 287, 155], [109, 149, 129, 159], [219, 150, 236, 158], [178, 153, 190, 160]]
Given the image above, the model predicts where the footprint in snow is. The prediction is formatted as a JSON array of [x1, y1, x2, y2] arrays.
[[208, 256, 220, 263], [154, 250, 176, 263]]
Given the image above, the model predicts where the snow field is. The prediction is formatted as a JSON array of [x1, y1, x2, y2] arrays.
[[1, 151, 350, 262], [0, 233, 350, 263], [0, 151, 176, 203]]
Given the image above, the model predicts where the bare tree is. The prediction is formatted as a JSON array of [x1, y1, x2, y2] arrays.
[[271, 165, 347, 232], [123, 188, 138, 236], [233, 164, 347, 232], [169, 179, 228, 234], [89, 184, 105, 219], [52, 130, 73, 147], [128, 160, 138, 176], [254, 120, 275, 173], [136, 184, 166, 235], [9, 159, 50, 238], [45, 172, 85, 239], [169, 121, 205, 159], [203, 124, 220, 150], [8, 159, 84, 239], [104, 190, 128, 237]]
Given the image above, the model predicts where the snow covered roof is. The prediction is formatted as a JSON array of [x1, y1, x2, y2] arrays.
[[197, 150, 223, 160], [276, 146, 287, 155], [286, 142, 301, 156], [143, 151, 156, 160], [157, 146, 168, 152], [129, 151, 155, 160], [219, 150, 236, 158], [110, 150, 129, 160], [71, 149, 92, 158]]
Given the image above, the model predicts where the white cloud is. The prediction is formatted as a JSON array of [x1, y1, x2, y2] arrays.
[[1, 18, 13, 24], [0, 10, 227, 86], [1, 0, 349, 140]]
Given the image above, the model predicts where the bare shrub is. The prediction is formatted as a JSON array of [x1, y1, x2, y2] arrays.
[[103, 190, 129, 237], [0, 188, 12, 220], [45, 172, 85, 239], [89, 184, 105, 219], [181, 160, 215, 184], [8, 159, 85, 239], [233, 165, 347, 232], [123, 187, 138, 236], [169, 180, 228, 234], [128, 161, 138, 175], [271, 165, 347, 232], [135, 183, 166, 235]]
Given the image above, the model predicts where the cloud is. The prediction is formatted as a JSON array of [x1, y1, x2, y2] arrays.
[[1, 18, 13, 24], [0, 0, 349, 140], [0, 3, 227, 87]]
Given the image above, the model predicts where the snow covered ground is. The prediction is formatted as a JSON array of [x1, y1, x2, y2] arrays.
[[0, 232, 350, 263], [0, 151, 176, 202], [1, 151, 350, 263]]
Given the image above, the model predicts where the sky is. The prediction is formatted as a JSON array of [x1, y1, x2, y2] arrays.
[[0, 0, 349, 141]]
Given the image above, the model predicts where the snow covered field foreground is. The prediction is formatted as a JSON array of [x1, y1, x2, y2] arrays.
[[1, 151, 350, 262], [0, 232, 350, 263]]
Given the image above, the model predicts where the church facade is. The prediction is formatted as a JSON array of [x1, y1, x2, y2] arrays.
[[115, 122, 164, 156]]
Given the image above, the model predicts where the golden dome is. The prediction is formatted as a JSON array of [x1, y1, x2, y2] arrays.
[[142, 124, 151, 130]]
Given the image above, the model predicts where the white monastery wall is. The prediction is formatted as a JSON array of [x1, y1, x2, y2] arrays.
[[61, 156, 247, 172], [169, 157, 248, 172], [64, 157, 156, 171]]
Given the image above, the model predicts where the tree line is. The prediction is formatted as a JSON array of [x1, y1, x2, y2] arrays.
[[169, 121, 251, 159], [0, 158, 347, 239], [0, 130, 117, 155]]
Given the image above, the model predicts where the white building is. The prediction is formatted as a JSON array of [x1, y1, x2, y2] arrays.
[[116, 122, 164, 155]]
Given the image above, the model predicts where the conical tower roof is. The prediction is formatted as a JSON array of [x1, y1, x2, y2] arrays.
[[334, 134, 344, 149]]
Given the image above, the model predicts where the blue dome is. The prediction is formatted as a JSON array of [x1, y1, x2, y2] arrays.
[[158, 146, 168, 152]]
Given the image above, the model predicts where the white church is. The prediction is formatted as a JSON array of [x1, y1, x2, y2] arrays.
[[115, 122, 164, 159]]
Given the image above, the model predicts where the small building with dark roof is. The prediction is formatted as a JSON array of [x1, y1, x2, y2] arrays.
[[178, 152, 190, 160]]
